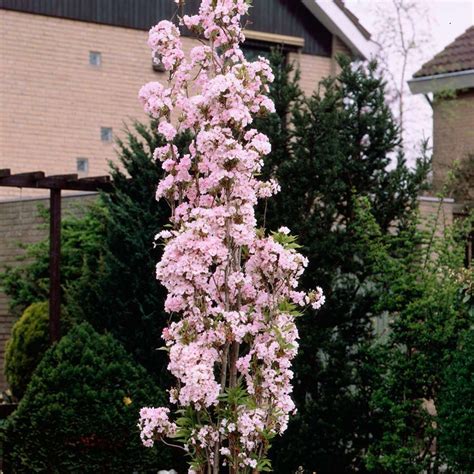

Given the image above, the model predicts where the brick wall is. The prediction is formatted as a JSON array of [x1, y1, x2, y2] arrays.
[[432, 89, 474, 199], [418, 196, 455, 233], [332, 35, 352, 75], [0, 10, 177, 200], [1, 10, 351, 200], [288, 51, 332, 97], [0, 193, 97, 390]]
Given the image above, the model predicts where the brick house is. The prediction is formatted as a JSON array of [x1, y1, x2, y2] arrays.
[[408, 26, 474, 233], [0, 0, 374, 200], [0, 1, 373, 390]]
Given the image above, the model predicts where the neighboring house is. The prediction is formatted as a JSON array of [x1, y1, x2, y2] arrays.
[[0, 0, 374, 200], [408, 25, 474, 236], [0, 1, 373, 390]]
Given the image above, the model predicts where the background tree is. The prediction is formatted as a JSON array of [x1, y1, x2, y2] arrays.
[[5, 302, 73, 400], [362, 204, 473, 473], [370, 0, 432, 137], [257, 54, 430, 473]]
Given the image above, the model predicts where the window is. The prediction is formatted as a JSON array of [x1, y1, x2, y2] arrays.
[[152, 52, 166, 72], [76, 157, 89, 174], [242, 42, 273, 62], [101, 127, 113, 142], [241, 39, 294, 65], [89, 51, 102, 67]]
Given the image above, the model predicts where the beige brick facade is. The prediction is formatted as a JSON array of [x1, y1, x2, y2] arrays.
[[432, 89, 474, 198], [0, 10, 352, 200], [0, 10, 169, 199], [418, 196, 455, 232], [288, 51, 332, 97]]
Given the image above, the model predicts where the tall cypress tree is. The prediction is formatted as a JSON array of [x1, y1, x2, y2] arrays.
[[68, 123, 181, 387], [257, 54, 430, 472]]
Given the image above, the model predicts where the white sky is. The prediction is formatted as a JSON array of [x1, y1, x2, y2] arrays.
[[345, 0, 474, 162]]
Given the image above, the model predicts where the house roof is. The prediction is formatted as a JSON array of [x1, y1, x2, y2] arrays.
[[408, 25, 474, 94], [302, 0, 376, 59], [0, 0, 374, 59], [414, 25, 474, 78], [333, 0, 371, 40]]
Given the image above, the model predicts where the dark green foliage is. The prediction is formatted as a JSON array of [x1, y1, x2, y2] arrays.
[[67, 122, 182, 386], [356, 202, 473, 473], [5, 302, 56, 400], [3, 322, 172, 472], [257, 54, 431, 473], [5, 302, 49, 400], [0, 202, 106, 316], [438, 328, 474, 472]]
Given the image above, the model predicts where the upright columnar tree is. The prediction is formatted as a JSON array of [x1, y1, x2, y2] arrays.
[[137, 1, 324, 472]]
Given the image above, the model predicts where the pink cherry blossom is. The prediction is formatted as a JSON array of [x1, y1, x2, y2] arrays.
[[138, 1, 324, 471]]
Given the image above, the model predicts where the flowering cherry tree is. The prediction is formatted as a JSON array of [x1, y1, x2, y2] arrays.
[[137, 1, 324, 472]]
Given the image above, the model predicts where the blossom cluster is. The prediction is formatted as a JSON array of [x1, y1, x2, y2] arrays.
[[138, 407, 177, 448], [138, 0, 324, 471]]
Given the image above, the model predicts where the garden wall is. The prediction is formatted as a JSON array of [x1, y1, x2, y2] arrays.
[[0, 193, 98, 390]]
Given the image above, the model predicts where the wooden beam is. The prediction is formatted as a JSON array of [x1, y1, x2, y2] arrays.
[[49, 188, 61, 342], [243, 29, 305, 48], [0, 171, 113, 191], [0, 171, 45, 187], [45, 173, 79, 180], [37, 174, 79, 189], [79, 175, 110, 183], [60, 179, 113, 192]]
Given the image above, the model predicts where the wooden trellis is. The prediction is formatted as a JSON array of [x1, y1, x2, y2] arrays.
[[0, 169, 113, 342]]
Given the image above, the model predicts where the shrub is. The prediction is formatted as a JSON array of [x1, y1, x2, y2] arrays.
[[5, 302, 51, 399], [438, 329, 474, 471], [3, 322, 173, 472]]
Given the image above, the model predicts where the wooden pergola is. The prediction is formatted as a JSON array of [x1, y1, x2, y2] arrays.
[[0, 169, 113, 342]]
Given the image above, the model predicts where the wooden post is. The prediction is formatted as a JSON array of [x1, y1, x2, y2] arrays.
[[49, 188, 61, 342]]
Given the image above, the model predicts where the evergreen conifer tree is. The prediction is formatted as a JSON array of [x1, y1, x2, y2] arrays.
[[257, 54, 430, 473], [67, 122, 173, 386]]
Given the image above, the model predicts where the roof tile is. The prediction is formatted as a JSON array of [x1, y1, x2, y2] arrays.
[[414, 25, 474, 78]]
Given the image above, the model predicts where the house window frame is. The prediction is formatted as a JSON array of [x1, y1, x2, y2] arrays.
[[100, 127, 113, 143], [89, 51, 102, 67], [76, 157, 89, 175], [241, 32, 303, 63]]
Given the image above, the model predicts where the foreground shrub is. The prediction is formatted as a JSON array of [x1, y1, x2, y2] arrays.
[[438, 329, 474, 471], [3, 322, 172, 472], [5, 302, 51, 399]]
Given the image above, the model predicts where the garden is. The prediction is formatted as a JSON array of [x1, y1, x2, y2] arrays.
[[0, 1, 473, 473]]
